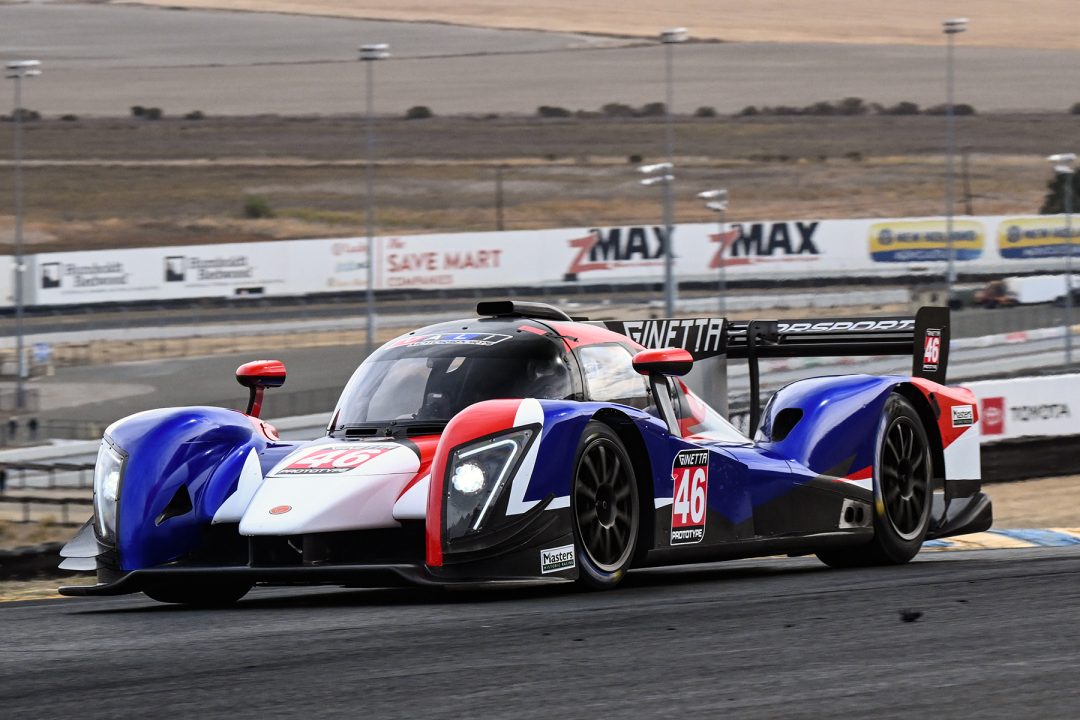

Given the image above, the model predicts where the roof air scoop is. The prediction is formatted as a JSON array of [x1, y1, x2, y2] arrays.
[[476, 300, 574, 322]]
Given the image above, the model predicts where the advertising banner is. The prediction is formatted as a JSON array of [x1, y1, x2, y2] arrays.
[[965, 374, 1079, 441], [12, 212, 1080, 307]]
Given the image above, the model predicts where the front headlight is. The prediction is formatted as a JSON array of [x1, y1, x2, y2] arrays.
[[93, 439, 126, 544], [445, 428, 533, 541]]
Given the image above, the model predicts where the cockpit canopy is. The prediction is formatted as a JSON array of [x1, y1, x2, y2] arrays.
[[332, 323, 572, 430]]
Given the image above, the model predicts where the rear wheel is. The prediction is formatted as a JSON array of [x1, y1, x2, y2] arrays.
[[817, 394, 932, 568], [571, 421, 640, 590], [143, 579, 253, 607]]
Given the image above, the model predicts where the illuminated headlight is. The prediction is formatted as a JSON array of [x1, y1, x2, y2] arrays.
[[445, 428, 533, 540], [93, 439, 126, 544]]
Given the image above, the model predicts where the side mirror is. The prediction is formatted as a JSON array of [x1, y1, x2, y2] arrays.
[[632, 348, 693, 377], [236, 360, 286, 418]]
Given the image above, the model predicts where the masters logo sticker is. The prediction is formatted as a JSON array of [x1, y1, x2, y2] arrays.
[[868, 219, 984, 263], [670, 449, 709, 545], [951, 405, 975, 428], [540, 544, 576, 574]]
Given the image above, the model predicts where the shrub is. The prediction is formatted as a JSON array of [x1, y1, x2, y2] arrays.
[[837, 97, 870, 116], [802, 101, 837, 116], [144, 107, 163, 120], [880, 101, 921, 115], [183, 110, 205, 120], [537, 105, 571, 118], [694, 106, 717, 118], [737, 105, 759, 117], [1040, 171, 1080, 214], [628, 153, 643, 164], [637, 102, 667, 117], [130, 105, 145, 117], [924, 103, 976, 116], [59, 114, 79, 122], [600, 102, 635, 118], [243, 195, 274, 219], [405, 105, 433, 120], [844, 150, 864, 162]]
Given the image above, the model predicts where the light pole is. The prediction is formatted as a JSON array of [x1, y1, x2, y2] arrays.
[[358, 43, 389, 355], [6, 60, 41, 411], [1049, 152, 1076, 366], [659, 27, 688, 317], [698, 189, 729, 314], [943, 18, 967, 305], [639, 163, 675, 313]]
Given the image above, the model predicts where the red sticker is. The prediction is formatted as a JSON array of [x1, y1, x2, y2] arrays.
[[269, 505, 292, 515], [670, 449, 709, 545], [922, 329, 941, 372], [278, 445, 396, 475], [981, 397, 1005, 436]]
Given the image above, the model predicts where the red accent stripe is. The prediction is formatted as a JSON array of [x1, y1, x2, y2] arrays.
[[396, 436, 440, 500], [548, 321, 643, 350], [844, 465, 873, 481], [425, 399, 523, 567], [518, 324, 547, 336]]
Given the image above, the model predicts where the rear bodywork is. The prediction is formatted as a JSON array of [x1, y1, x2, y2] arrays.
[[60, 306, 990, 597]]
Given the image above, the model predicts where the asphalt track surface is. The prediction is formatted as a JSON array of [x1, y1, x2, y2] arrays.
[[2, 547, 1078, 719], [6, 3, 1080, 115]]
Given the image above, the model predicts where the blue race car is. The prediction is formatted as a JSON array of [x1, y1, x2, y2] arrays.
[[59, 301, 991, 605]]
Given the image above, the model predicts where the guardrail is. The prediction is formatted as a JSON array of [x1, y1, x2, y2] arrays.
[[0, 495, 92, 525], [1, 461, 95, 490]]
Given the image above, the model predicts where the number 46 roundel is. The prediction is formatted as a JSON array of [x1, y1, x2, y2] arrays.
[[671, 449, 709, 545]]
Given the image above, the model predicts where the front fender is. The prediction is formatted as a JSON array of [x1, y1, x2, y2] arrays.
[[107, 407, 296, 571]]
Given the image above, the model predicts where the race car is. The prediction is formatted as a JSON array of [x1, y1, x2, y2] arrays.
[[59, 301, 991, 605]]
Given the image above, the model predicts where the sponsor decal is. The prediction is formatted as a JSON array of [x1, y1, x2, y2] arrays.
[[269, 505, 292, 515], [670, 449, 709, 545], [385, 237, 504, 288], [540, 544, 576, 574], [566, 226, 667, 276], [951, 404, 974, 428], [711, 221, 821, 268], [390, 332, 512, 347], [869, 219, 984, 263], [1011, 403, 1070, 422], [164, 254, 254, 283], [41, 261, 130, 290], [923, 328, 942, 373], [605, 318, 725, 360], [998, 217, 1080, 259], [277, 445, 396, 475], [981, 397, 1005, 436], [777, 318, 916, 334]]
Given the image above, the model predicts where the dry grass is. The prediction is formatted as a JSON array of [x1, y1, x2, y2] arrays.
[[114, 0, 1080, 50], [0, 114, 1064, 251]]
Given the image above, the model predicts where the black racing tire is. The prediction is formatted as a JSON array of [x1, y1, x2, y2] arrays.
[[570, 421, 640, 590], [817, 394, 933, 568], [142, 579, 253, 607]]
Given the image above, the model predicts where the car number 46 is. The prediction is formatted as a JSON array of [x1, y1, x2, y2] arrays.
[[670, 450, 709, 545]]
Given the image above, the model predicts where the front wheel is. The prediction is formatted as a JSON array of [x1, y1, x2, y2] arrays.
[[571, 421, 640, 590], [817, 394, 933, 568]]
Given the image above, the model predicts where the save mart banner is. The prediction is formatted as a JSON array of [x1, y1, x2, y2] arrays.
[[16, 213, 1080, 306]]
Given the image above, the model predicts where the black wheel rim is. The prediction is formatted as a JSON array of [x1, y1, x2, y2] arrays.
[[880, 416, 930, 541], [574, 438, 637, 572]]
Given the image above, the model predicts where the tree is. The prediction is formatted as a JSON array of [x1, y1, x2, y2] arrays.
[[405, 105, 433, 120], [1039, 172, 1080, 214]]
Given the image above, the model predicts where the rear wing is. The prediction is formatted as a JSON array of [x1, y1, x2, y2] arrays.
[[602, 306, 951, 434]]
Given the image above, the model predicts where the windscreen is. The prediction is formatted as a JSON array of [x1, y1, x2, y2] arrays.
[[333, 333, 573, 427]]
